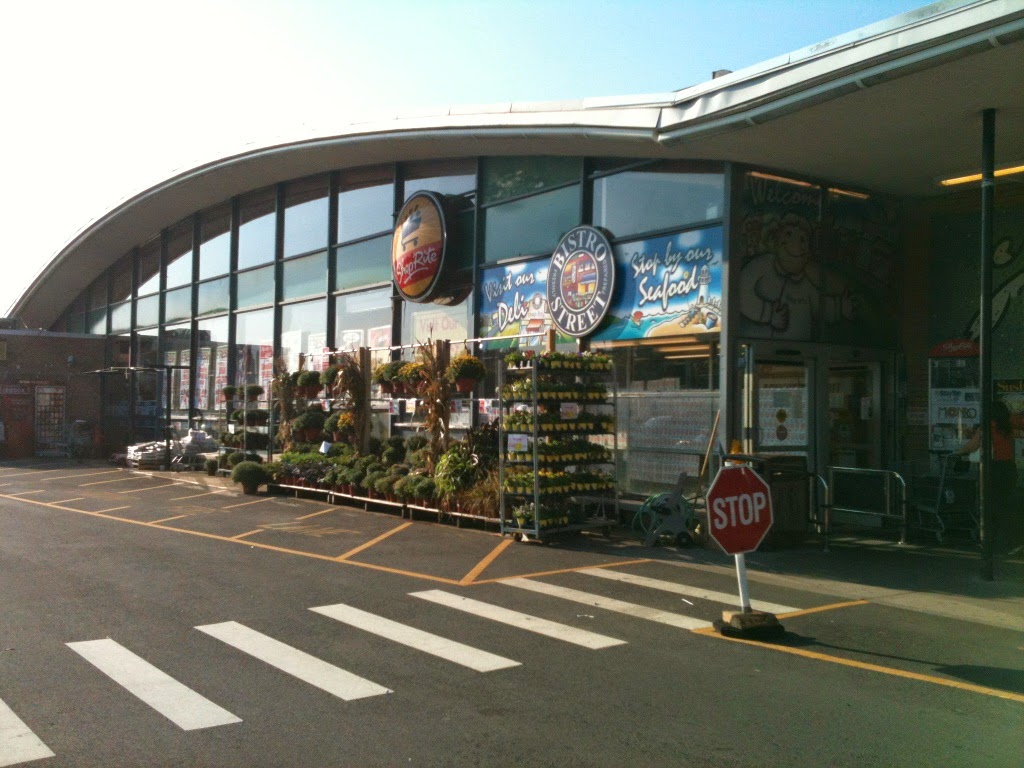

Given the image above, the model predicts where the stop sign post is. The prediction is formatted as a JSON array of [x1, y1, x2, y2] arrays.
[[706, 465, 784, 637]]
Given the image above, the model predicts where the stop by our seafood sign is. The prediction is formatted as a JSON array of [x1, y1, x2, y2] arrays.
[[706, 466, 773, 555]]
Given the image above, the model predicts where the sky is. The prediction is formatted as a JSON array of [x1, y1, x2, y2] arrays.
[[0, 0, 929, 317]]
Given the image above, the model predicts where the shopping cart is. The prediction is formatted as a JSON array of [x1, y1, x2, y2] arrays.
[[913, 453, 979, 543]]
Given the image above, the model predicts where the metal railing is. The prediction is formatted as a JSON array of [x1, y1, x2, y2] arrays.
[[824, 466, 908, 546]]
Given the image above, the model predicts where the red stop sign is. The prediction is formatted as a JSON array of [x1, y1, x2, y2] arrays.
[[706, 466, 774, 554]]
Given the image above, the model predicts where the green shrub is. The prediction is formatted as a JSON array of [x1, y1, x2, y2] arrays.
[[435, 444, 476, 499], [231, 461, 270, 492]]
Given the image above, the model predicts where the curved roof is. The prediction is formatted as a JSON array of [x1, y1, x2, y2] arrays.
[[13, 0, 1024, 329]]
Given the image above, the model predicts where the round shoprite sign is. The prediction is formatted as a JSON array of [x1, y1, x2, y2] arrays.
[[546, 225, 615, 338], [392, 192, 448, 303]]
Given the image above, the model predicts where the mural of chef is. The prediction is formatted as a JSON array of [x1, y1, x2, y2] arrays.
[[739, 212, 855, 338]]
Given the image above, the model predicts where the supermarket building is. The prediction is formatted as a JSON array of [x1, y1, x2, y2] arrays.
[[3, 0, 1023, 505]]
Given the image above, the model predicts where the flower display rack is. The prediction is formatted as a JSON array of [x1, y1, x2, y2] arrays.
[[497, 351, 618, 540]]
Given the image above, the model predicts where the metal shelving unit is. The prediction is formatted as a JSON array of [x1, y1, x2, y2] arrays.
[[498, 355, 618, 540]]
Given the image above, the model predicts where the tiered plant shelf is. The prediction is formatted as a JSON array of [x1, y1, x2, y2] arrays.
[[498, 351, 618, 540]]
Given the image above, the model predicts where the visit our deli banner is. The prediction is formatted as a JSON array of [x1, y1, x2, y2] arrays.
[[478, 259, 561, 348], [592, 226, 723, 342], [391, 192, 448, 303]]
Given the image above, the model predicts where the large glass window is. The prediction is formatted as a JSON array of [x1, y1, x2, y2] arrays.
[[137, 239, 161, 297], [165, 222, 194, 289], [284, 176, 329, 257], [196, 315, 230, 414], [238, 188, 277, 270], [282, 252, 326, 301], [197, 277, 231, 316], [481, 156, 580, 204], [402, 159, 476, 199], [336, 166, 394, 244], [335, 288, 392, 355], [482, 185, 579, 263], [237, 265, 275, 309], [86, 308, 107, 335], [199, 203, 232, 280], [109, 301, 132, 335], [136, 294, 159, 329], [593, 162, 724, 237], [110, 253, 134, 303], [235, 308, 275, 388], [402, 301, 470, 346], [281, 299, 326, 373], [164, 285, 192, 323], [333, 235, 391, 291], [161, 322, 193, 420]]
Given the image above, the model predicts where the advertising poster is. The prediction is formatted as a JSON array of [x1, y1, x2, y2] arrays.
[[995, 379, 1024, 463], [196, 348, 211, 411], [214, 352, 228, 412], [593, 227, 723, 342], [258, 344, 275, 391], [478, 259, 560, 349], [178, 351, 191, 411]]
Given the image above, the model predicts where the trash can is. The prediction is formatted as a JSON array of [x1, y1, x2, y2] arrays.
[[724, 454, 809, 549]]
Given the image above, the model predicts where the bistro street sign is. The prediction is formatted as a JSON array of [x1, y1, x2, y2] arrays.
[[546, 226, 615, 338]]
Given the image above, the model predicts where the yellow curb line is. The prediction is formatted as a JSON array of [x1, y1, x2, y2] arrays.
[[777, 599, 870, 619], [694, 625, 1024, 704]]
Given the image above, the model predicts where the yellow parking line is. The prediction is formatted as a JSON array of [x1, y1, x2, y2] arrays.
[[297, 507, 341, 520], [473, 558, 653, 585], [697, 628, 1024, 704], [778, 600, 869, 619], [150, 514, 190, 524], [49, 498, 85, 505], [460, 538, 514, 585], [169, 491, 231, 500], [118, 483, 180, 494], [336, 522, 413, 561], [231, 529, 264, 540], [80, 476, 153, 487], [38, 470, 123, 481], [92, 506, 132, 514], [223, 497, 275, 509]]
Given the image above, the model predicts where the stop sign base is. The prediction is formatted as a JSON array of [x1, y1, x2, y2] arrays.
[[714, 609, 785, 640]]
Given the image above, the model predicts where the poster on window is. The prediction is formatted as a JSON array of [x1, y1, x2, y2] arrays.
[[591, 227, 723, 342], [178, 351, 191, 411], [758, 386, 808, 448], [478, 259, 558, 348], [214, 351, 228, 411], [197, 348, 211, 411], [258, 344, 274, 391]]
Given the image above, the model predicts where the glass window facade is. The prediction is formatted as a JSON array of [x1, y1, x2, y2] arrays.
[[281, 299, 327, 373], [238, 188, 277, 270], [53, 155, 737, 445], [284, 176, 329, 257]]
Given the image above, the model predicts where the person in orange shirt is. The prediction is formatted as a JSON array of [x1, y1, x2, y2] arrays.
[[959, 399, 1019, 553]]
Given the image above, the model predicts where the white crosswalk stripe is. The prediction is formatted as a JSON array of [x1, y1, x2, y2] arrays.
[[578, 567, 799, 614], [196, 621, 391, 701], [66, 639, 241, 731], [410, 590, 626, 649], [0, 696, 54, 767], [501, 578, 714, 630], [310, 602, 520, 672]]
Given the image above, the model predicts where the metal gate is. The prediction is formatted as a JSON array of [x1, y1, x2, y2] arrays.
[[34, 385, 66, 456]]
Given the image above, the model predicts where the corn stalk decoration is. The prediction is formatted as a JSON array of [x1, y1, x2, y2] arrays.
[[415, 341, 451, 472]]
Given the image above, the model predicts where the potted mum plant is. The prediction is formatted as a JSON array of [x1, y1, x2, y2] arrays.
[[244, 384, 264, 402], [324, 410, 355, 443], [290, 409, 326, 442], [296, 370, 323, 398], [221, 385, 238, 402], [446, 352, 486, 394], [231, 461, 270, 495], [397, 361, 429, 395]]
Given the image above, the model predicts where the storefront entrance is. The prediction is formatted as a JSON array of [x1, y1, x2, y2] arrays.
[[739, 342, 888, 475]]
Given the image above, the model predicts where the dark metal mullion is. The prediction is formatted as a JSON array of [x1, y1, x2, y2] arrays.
[[273, 185, 285, 363], [326, 172, 339, 349], [390, 164, 403, 352], [188, 216, 200, 425], [227, 196, 240, 387]]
